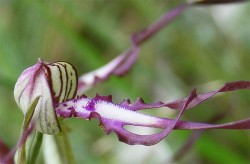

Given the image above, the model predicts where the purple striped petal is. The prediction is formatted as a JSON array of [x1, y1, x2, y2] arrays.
[[14, 59, 61, 134], [14, 59, 78, 134]]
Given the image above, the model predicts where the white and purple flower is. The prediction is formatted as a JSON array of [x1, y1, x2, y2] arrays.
[[14, 58, 250, 146], [1, 0, 249, 163]]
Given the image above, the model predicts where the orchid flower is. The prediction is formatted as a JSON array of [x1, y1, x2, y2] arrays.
[[14, 58, 250, 146], [1, 0, 249, 163]]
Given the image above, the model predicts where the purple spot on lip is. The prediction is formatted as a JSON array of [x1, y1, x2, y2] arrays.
[[67, 107, 72, 110], [85, 100, 96, 111]]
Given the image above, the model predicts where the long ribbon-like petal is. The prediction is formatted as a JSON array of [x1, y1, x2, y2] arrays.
[[77, 47, 140, 95], [57, 81, 250, 145], [77, 3, 190, 95]]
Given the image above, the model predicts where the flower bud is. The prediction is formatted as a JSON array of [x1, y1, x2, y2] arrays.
[[14, 59, 77, 134]]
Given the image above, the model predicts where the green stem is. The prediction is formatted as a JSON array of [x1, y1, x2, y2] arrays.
[[43, 121, 75, 164], [16, 96, 40, 164], [27, 131, 43, 164], [55, 132, 75, 164], [56, 120, 75, 164]]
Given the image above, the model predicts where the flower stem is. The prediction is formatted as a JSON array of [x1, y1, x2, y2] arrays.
[[27, 131, 43, 164], [16, 97, 39, 164]]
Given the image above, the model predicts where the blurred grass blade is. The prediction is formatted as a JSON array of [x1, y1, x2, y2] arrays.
[[32, 0, 102, 68], [194, 0, 246, 5], [198, 137, 249, 163]]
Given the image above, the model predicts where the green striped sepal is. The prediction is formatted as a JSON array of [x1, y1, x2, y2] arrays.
[[14, 59, 78, 134]]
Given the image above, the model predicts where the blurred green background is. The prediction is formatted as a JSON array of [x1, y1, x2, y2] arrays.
[[0, 0, 249, 163]]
